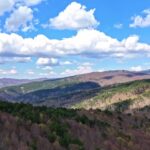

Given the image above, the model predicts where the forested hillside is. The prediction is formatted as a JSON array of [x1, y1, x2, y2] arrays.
[[0, 101, 150, 150]]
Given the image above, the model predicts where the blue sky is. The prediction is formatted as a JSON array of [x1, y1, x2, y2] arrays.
[[0, 0, 150, 78]]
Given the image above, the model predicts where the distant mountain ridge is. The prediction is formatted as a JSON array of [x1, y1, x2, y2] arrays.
[[0, 78, 48, 88], [0, 78, 31, 88], [75, 70, 150, 87], [0, 70, 150, 88]]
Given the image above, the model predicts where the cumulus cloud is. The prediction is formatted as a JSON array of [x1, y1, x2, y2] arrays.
[[0, 29, 150, 62], [49, 2, 99, 30], [0, 0, 44, 16], [130, 65, 150, 72], [130, 9, 150, 28], [0, 68, 17, 75], [36, 58, 59, 66], [0, 0, 15, 16], [27, 69, 35, 75], [130, 65, 143, 71], [42, 66, 53, 70], [39, 71, 56, 77], [60, 61, 72, 65], [61, 63, 93, 77], [5, 6, 34, 32], [0, 0, 44, 32]]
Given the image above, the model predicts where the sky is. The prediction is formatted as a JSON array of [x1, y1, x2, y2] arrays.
[[0, 0, 150, 79]]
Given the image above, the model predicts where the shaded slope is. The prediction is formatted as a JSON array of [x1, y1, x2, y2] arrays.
[[17, 82, 101, 107], [0, 81, 101, 107], [0, 77, 80, 102]]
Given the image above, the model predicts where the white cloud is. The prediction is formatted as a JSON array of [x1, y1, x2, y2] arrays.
[[36, 57, 59, 66], [130, 9, 150, 28], [27, 70, 35, 75], [23, 0, 43, 6], [130, 64, 150, 72], [0, 0, 15, 16], [130, 65, 143, 71], [0, 0, 44, 16], [61, 63, 93, 77], [37, 59, 74, 67], [39, 71, 56, 77], [0, 68, 17, 75], [41, 66, 53, 71], [0, 0, 44, 32], [49, 2, 99, 30], [0, 29, 150, 61], [98, 69, 104, 72], [60, 61, 72, 65], [5, 6, 34, 32], [114, 23, 123, 29]]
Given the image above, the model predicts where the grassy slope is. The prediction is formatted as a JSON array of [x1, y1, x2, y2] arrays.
[[73, 79, 150, 111], [0, 101, 150, 150]]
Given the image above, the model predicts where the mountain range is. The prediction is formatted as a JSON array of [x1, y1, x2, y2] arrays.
[[0, 70, 149, 111]]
